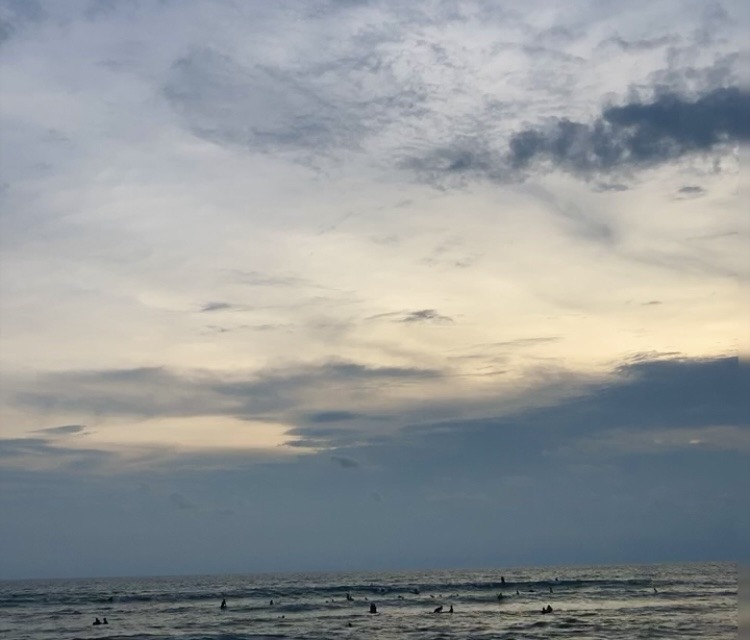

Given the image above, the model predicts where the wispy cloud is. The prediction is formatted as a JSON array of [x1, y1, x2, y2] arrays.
[[305, 411, 365, 423], [677, 185, 706, 198], [200, 301, 234, 312], [369, 309, 454, 324], [5, 360, 443, 421], [32, 424, 87, 437]]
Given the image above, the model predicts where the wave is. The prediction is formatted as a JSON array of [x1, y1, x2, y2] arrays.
[[0, 574, 727, 609]]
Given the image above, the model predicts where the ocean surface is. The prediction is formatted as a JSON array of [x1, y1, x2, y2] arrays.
[[0, 562, 736, 639]]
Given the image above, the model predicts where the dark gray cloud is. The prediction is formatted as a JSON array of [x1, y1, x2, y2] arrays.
[[401, 309, 453, 323], [594, 182, 630, 192], [306, 410, 364, 423], [289, 354, 746, 457], [33, 424, 87, 437], [509, 87, 750, 175], [677, 185, 706, 197], [401, 143, 497, 187], [200, 301, 234, 313], [330, 455, 359, 469], [284, 424, 375, 449], [369, 309, 454, 323], [405, 85, 749, 188]]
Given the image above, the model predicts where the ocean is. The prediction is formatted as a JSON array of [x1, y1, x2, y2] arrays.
[[0, 562, 736, 639]]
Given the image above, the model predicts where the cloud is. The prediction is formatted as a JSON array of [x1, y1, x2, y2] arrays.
[[200, 302, 234, 313], [487, 337, 560, 349], [330, 455, 359, 469], [404, 83, 748, 188], [32, 424, 87, 437], [289, 354, 746, 457], [677, 185, 706, 197], [594, 182, 629, 192], [306, 411, 364, 423], [169, 492, 195, 510], [508, 88, 750, 176], [600, 34, 681, 52], [369, 309, 454, 323], [5, 360, 442, 420], [0, 437, 113, 472], [401, 143, 497, 187], [233, 271, 312, 288], [2, 353, 745, 574], [401, 309, 453, 323], [163, 47, 357, 156]]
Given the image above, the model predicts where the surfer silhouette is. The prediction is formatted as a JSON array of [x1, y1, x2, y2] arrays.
[[220, 598, 227, 609]]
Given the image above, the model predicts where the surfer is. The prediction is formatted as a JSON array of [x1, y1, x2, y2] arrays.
[[369, 603, 377, 614], [93, 618, 102, 626], [103, 618, 108, 625], [433, 605, 443, 613], [501, 576, 505, 585], [449, 605, 454, 613], [220, 598, 227, 609]]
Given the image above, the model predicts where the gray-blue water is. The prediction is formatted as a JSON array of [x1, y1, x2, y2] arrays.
[[0, 562, 736, 639]]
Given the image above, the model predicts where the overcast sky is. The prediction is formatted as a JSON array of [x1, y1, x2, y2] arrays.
[[0, 0, 748, 580]]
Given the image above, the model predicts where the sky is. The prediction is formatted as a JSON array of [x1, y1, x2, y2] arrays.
[[0, 0, 748, 580]]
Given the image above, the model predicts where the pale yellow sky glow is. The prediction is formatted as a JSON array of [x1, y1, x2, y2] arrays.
[[89, 416, 299, 453]]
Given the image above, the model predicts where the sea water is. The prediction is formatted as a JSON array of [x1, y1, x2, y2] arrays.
[[0, 562, 736, 639]]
